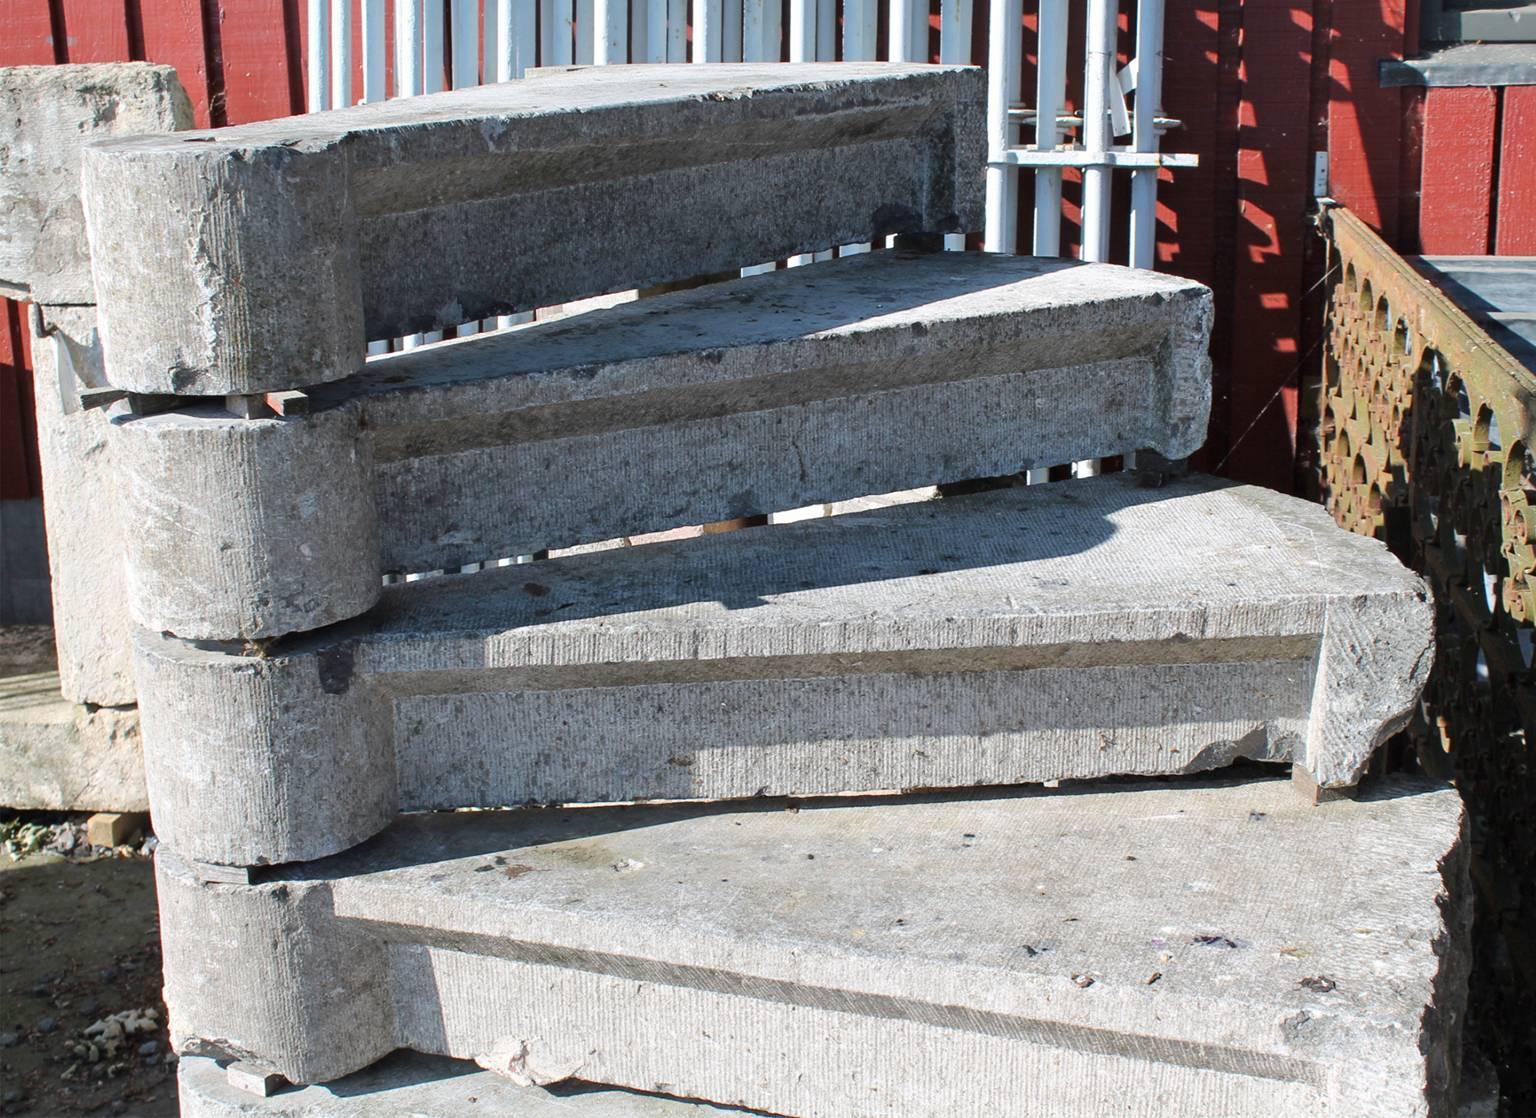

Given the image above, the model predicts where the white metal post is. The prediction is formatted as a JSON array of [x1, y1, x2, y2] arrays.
[[575, 0, 595, 61], [843, 0, 875, 60], [307, 0, 330, 111], [395, 0, 420, 96], [983, 0, 1020, 253], [695, 0, 723, 60], [939, 0, 969, 63], [330, 0, 351, 107], [647, 0, 668, 60], [743, 0, 767, 60], [890, 0, 914, 61], [1080, 0, 1116, 263], [361, 0, 386, 101], [723, 0, 743, 60], [1032, 0, 1067, 254], [551, 0, 574, 62], [596, 0, 628, 62], [790, 0, 813, 61], [451, 0, 479, 85], [423, 0, 445, 91], [1129, 0, 1164, 269], [668, 0, 687, 58]]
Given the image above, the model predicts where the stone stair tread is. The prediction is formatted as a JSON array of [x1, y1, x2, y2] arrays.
[[178, 1052, 758, 1117], [113, 249, 1211, 634], [160, 774, 1469, 1116], [135, 472, 1431, 866]]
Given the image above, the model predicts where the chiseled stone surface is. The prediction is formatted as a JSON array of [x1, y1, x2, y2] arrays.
[[0, 62, 191, 304], [133, 473, 1430, 866], [80, 63, 984, 395], [178, 1053, 753, 1117], [110, 250, 1211, 638], [0, 669, 145, 812], [157, 774, 1471, 1116], [30, 306, 137, 706]]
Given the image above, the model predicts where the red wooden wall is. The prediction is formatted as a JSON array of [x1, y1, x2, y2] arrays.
[[2, 0, 1531, 503]]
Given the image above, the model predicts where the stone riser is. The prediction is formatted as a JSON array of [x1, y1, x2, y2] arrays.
[[106, 251, 1212, 641], [156, 775, 1470, 1117], [128, 474, 1430, 866], [79, 64, 984, 396]]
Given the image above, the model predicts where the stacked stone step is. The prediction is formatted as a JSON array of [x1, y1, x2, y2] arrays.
[[73, 64, 1467, 1117]]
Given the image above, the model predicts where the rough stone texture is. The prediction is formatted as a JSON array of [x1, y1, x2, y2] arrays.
[[178, 1052, 753, 1116], [133, 473, 1431, 866], [112, 250, 1211, 637], [0, 63, 191, 304], [157, 773, 1471, 1116], [112, 400, 380, 642], [80, 63, 985, 396], [29, 306, 137, 705], [0, 668, 146, 811]]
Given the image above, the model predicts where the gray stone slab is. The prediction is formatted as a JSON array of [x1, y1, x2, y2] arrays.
[[0, 668, 146, 812], [157, 773, 1471, 1116], [0, 63, 191, 304], [178, 1052, 755, 1117], [80, 63, 985, 396], [132, 473, 1430, 866], [110, 250, 1211, 639], [1381, 43, 1536, 87], [30, 306, 138, 706]]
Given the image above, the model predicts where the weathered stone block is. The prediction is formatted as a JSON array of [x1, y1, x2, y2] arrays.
[[0, 668, 145, 812], [157, 773, 1471, 1117], [0, 63, 191, 304], [80, 63, 985, 396], [30, 306, 137, 705], [178, 1052, 752, 1117], [133, 473, 1430, 866], [111, 251, 1211, 639]]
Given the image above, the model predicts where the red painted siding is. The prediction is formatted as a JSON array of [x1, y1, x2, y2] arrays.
[[1418, 86, 1498, 254], [1496, 85, 1536, 255]]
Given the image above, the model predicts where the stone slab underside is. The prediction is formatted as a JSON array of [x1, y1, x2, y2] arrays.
[[133, 473, 1433, 865], [80, 63, 985, 394], [177, 1053, 752, 1117], [111, 250, 1212, 639], [158, 774, 1470, 1117]]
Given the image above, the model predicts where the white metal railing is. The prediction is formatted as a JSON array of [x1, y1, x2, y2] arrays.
[[304, 0, 1195, 524]]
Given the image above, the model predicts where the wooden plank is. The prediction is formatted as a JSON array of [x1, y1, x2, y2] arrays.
[[1496, 85, 1536, 256], [216, 0, 305, 124], [0, 4, 63, 64], [139, 0, 215, 127], [1419, 86, 1498, 256], [57, 0, 134, 61], [1221, 0, 1316, 490], [1327, 0, 1410, 241]]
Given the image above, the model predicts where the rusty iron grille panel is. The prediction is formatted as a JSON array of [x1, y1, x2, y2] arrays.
[[1319, 204, 1534, 1097]]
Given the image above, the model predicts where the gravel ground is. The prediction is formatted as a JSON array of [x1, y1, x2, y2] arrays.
[[0, 816, 175, 1117]]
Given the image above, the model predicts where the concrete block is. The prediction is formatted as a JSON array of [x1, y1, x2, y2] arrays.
[[178, 1052, 754, 1116], [132, 473, 1431, 866], [29, 306, 137, 705], [111, 250, 1211, 639], [80, 63, 985, 396], [157, 773, 1471, 1117], [0, 63, 191, 304], [0, 668, 146, 812]]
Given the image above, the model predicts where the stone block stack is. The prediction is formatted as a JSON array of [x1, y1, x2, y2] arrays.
[[72, 63, 1469, 1117]]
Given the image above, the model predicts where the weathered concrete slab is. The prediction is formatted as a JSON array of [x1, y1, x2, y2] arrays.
[[133, 473, 1430, 865], [80, 63, 985, 395], [111, 250, 1211, 639], [0, 63, 191, 304], [178, 1052, 754, 1117], [30, 306, 137, 706], [0, 668, 145, 812], [157, 774, 1471, 1116]]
